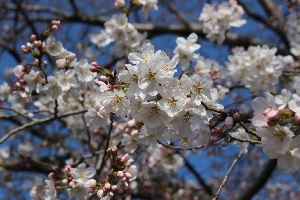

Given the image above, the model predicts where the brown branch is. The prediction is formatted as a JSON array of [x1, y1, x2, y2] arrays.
[[1, 156, 54, 174], [161, 0, 191, 27], [3, 5, 290, 56], [237, 0, 289, 48], [0, 108, 88, 144], [237, 122, 260, 139], [238, 159, 277, 200], [229, 134, 261, 145], [97, 113, 114, 175], [212, 151, 243, 200], [177, 152, 213, 196], [157, 140, 222, 150]]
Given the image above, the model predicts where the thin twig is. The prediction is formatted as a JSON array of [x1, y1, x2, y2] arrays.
[[157, 140, 222, 150], [212, 151, 243, 200], [0, 106, 33, 121], [98, 113, 114, 175], [176, 152, 213, 196], [237, 122, 260, 139], [82, 114, 95, 154], [0, 108, 88, 144], [201, 101, 227, 115], [229, 134, 261, 145]]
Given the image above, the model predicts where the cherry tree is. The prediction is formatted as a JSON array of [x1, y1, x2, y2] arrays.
[[1, 0, 300, 199]]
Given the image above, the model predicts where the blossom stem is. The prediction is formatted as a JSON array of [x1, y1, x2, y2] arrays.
[[238, 122, 260, 140], [212, 151, 243, 200], [98, 113, 114, 175]]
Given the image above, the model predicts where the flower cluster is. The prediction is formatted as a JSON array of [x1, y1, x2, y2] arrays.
[[199, 0, 246, 44], [92, 42, 224, 149], [30, 146, 136, 200], [173, 33, 201, 71], [90, 14, 148, 57], [251, 88, 300, 172], [226, 45, 292, 93]]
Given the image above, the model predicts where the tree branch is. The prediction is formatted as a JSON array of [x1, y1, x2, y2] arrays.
[[238, 159, 277, 200], [212, 151, 243, 200], [0, 108, 88, 144]]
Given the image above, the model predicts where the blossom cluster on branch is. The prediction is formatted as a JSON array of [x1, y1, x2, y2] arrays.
[[1, 0, 300, 199]]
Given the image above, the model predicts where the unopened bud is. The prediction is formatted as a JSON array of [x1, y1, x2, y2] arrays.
[[97, 189, 104, 198], [233, 112, 240, 121], [31, 35, 36, 41], [225, 116, 233, 129], [51, 20, 60, 27], [26, 42, 32, 49], [69, 53, 76, 62], [115, 0, 125, 9], [51, 25, 58, 31], [130, 129, 139, 137], [124, 172, 132, 179], [90, 64, 103, 73], [61, 179, 68, 185], [21, 45, 27, 53], [104, 183, 111, 190], [111, 185, 117, 190], [127, 120, 136, 127], [69, 181, 75, 187], [295, 113, 300, 123]]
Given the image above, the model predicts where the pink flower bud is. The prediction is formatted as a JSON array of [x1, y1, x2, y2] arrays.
[[130, 129, 139, 137], [127, 120, 136, 127], [232, 106, 239, 113], [21, 45, 27, 53], [31, 35, 36, 41], [111, 146, 118, 152], [225, 116, 233, 129], [108, 191, 114, 197], [127, 159, 134, 165], [69, 181, 75, 187], [48, 172, 55, 179], [26, 42, 32, 49], [111, 185, 117, 190], [51, 20, 60, 26], [97, 189, 104, 198], [62, 179, 68, 185], [51, 25, 58, 31], [99, 75, 107, 82], [42, 42, 46, 49], [233, 112, 240, 121], [34, 40, 41, 46], [266, 109, 278, 120], [94, 101, 103, 110], [120, 154, 129, 162], [262, 108, 272, 116], [124, 172, 132, 179], [104, 183, 111, 190], [295, 113, 300, 123], [117, 171, 124, 177], [68, 53, 76, 62], [115, 0, 125, 9]]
